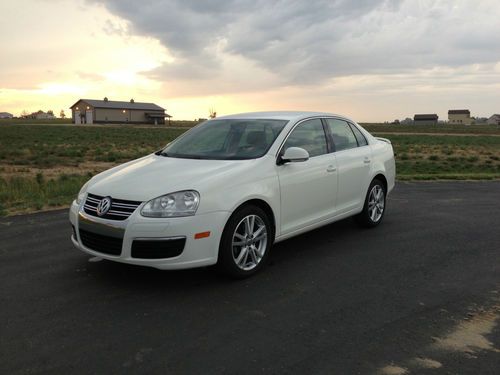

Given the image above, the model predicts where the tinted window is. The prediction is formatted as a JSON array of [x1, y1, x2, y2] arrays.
[[349, 123, 368, 146], [161, 119, 287, 160], [325, 119, 358, 152], [283, 119, 327, 157]]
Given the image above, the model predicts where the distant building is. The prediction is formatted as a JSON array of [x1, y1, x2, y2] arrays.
[[413, 114, 439, 125], [0, 112, 13, 119], [487, 114, 500, 125], [70, 98, 168, 125], [400, 117, 413, 125], [21, 110, 56, 120], [448, 109, 472, 125], [36, 111, 56, 120]]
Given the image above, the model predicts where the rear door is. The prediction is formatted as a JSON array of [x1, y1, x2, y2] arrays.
[[277, 118, 338, 235], [324, 118, 372, 214]]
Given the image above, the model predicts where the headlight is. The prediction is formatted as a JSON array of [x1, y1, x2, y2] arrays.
[[75, 181, 90, 205], [141, 190, 200, 218]]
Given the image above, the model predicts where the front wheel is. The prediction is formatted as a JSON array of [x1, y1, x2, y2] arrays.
[[356, 179, 386, 228], [217, 205, 273, 278]]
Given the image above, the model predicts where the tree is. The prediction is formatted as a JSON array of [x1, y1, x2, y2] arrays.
[[60, 109, 66, 119], [20, 110, 29, 118], [47, 110, 54, 116]]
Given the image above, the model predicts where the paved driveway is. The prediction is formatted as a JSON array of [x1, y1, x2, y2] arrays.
[[1, 181, 499, 374]]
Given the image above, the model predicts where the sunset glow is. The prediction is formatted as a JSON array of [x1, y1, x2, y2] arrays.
[[1, 0, 500, 121]]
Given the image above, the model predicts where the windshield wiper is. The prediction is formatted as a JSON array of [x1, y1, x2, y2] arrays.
[[178, 154, 202, 159], [155, 150, 170, 157]]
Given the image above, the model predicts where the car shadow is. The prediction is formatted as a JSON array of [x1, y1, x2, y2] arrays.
[[79, 217, 363, 292]]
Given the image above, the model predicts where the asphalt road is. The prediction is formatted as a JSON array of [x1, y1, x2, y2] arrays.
[[1, 181, 499, 375]]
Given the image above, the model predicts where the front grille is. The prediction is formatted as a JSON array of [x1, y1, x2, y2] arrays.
[[84, 193, 142, 221], [131, 238, 186, 259], [79, 229, 123, 256]]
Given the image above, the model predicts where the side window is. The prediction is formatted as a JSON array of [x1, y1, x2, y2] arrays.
[[283, 119, 327, 158], [325, 119, 358, 152], [349, 123, 368, 146]]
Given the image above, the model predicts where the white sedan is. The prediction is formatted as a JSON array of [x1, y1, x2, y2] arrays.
[[69, 112, 395, 277]]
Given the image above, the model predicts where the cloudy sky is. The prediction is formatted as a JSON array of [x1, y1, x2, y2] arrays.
[[1, 0, 499, 121]]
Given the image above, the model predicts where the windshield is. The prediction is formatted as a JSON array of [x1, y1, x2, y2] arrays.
[[160, 119, 288, 160]]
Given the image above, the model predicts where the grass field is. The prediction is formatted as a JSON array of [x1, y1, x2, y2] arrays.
[[0, 123, 499, 216], [384, 134, 500, 180], [362, 123, 500, 134], [0, 118, 199, 127]]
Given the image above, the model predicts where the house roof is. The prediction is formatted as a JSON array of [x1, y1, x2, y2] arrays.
[[448, 109, 470, 115], [70, 99, 164, 111], [414, 114, 438, 120]]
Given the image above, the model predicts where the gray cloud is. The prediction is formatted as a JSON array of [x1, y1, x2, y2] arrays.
[[88, 0, 500, 87]]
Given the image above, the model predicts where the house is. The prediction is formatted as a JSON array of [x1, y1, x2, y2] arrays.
[[35, 111, 56, 120], [413, 114, 439, 125], [70, 98, 168, 125], [487, 114, 500, 125], [21, 110, 56, 120], [448, 109, 473, 125], [0, 112, 13, 119]]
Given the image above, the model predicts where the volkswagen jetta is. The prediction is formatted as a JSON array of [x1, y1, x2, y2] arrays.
[[69, 112, 395, 277]]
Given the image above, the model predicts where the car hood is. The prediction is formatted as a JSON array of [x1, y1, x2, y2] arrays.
[[86, 154, 258, 201]]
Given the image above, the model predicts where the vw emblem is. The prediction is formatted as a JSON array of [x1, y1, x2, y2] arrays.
[[96, 196, 112, 217]]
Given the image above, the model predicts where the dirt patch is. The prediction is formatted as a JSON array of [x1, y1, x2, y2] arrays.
[[378, 365, 408, 375], [433, 309, 500, 353], [377, 295, 499, 374], [410, 357, 442, 369]]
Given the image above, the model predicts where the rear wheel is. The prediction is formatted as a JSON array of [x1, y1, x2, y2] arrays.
[[356, 179, 386, 228], [217, 205, 273, 278]]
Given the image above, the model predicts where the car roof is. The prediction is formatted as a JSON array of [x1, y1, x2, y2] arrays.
[[216, 111, 352, 122]]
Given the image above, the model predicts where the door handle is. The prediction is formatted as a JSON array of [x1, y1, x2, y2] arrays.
[[363, 158, 371, 164], [326, 165, 337, 172]]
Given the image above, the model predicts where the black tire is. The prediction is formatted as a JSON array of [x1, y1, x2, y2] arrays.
[[356, 178, 386, 228], [217, 205, 273, 278]]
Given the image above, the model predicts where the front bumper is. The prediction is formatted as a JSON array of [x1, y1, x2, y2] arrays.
[[69, 200, 230, 270]]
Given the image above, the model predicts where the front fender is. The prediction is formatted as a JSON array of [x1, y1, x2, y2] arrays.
[[198, 159, 281, 236]]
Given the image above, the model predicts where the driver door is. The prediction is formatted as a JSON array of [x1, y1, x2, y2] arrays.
[[277, 119, 338, 235]]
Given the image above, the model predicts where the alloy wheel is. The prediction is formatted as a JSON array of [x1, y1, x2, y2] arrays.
[[368, 185, 385, 222], [231, 214, 268, 271]]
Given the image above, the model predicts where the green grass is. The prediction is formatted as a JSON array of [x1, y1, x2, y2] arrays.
[[0, 174, 91, 214], [0, 124, 188, 215], [362, 123, 500, 134], [381, 134, 500, 180], [0, 118, 72, 125], [0, 124, 499, 216], [0, 118, 199, 127], [0, 124, 187, 168]]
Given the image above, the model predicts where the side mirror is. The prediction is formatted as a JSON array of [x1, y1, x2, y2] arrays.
[[278, 147, 310, 165]]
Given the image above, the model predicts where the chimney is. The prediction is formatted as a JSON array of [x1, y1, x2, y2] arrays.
[[104, 97, 108, 102]]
